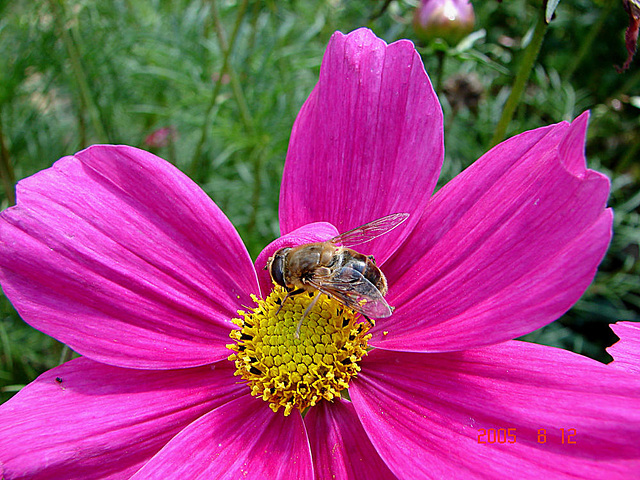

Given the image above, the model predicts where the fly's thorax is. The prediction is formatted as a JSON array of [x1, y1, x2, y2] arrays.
[[285, 242, 336, 285]]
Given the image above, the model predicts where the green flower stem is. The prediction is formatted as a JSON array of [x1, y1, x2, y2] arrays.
[[208, 0, 263, 239], [614, 68, 640, 101], [488, 9, 549, 149], [370, 0, 393, 21], [617, 136, 640, 174], [0, 107, 15, 205], [212, 0, 264, 236], [564, 1, 615, 81], [435, 49, 446, 95], [190, 0, 249, 181], [49, 0, 108, 144], [247, 145, 265, 236], [211, 0, 254, 134]]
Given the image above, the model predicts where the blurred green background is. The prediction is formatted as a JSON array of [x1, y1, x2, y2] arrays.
[[1, 0, 639, 402]]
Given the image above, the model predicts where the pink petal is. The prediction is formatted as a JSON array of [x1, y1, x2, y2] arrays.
[[608, 321, 640, 375], [0, 358, 245, 480], [376, 113, 612, 351], [254, 222, 339, 298], [304, 399, 396, 479], [351, 342, 640, 479], [131, 396, 313, 479], [0, 145, 258, 368], [280, 28, 443, 264]]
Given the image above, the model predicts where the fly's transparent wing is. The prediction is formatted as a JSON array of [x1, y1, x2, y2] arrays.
[[308, 266, 393, 318], [331, 213, 409, 248]]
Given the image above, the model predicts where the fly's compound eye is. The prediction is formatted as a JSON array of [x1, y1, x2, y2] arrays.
[[269, 249, 289, 287]]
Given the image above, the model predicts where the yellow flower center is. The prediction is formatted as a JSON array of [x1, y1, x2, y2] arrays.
[[227, 286, 371, 416]]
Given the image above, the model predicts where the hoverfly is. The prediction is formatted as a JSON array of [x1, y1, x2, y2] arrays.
[[266, 213, 408, 334]]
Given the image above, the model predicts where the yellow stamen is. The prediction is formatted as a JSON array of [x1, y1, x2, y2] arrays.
[[227, 286, 371, 416]]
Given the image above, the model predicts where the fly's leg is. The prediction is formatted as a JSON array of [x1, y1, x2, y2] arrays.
[[295, 292, 322, 338], [361, 314, 376, 327], [275, 288, 305, 316]]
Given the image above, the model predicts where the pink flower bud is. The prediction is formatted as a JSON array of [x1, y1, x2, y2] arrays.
[[413, 0, 475, 45], [144, 126, 178, 149]]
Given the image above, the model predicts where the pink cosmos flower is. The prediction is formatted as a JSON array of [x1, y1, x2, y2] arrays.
[[1, 28, 639, 479], [608, 321, 640, 375]]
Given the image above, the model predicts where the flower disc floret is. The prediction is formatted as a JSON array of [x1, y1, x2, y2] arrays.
[[228, 286, 371, 416]]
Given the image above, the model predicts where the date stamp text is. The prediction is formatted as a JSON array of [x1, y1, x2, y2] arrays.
[[477, 428, 577, 444]]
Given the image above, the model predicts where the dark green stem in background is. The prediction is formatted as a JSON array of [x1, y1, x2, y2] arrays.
[[49, 0, 109, 144], [614, 68, 640, 99], [563, 1, 615, 81], [247, 146, 264, 236], [435, 49, 446, 95], [617, 136, 640, 173], [211, 0, 254, 133], [370, 0, 393, 21], [488, 9, 549, 149], [0, 107, 16, 205], [190, 0, 249, 181], [211, 0, 262, 236], [201, 0, 263, 239]]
